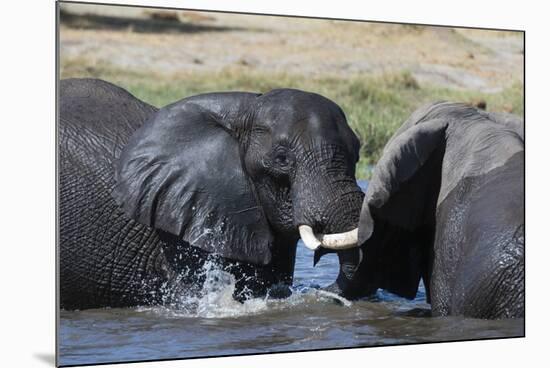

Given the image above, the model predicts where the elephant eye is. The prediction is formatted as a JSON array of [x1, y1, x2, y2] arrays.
[[272, 146, 293, 169], [274, 152, 289, 166]]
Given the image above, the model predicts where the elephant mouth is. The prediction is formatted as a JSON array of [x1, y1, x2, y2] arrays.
[[298, 225, 359, 251]]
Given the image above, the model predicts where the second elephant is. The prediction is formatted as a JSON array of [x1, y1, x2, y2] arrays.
[[320, 101, 524, 319]]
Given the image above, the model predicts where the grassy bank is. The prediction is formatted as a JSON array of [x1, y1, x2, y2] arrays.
[[61, 61, 523, 179]]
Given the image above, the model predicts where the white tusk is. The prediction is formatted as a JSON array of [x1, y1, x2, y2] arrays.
[[319, 228, 359, 250], [298, 225, 321, 250], [299, 226, 359, 251]]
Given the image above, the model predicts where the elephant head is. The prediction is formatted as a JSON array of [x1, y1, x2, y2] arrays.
[[322, 102, 524, 318], [112, 89, 364, 275]]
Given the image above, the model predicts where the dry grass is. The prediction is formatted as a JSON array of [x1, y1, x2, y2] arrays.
[[59, 6, 524, 178], [61, 61, 523, 179]]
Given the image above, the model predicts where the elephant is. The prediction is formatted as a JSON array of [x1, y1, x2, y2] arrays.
[[59, 78, 364, 310], [313, 101, 524, 319]]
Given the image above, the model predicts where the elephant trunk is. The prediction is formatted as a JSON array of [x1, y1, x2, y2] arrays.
[[292, 158, 364, 252], [322, 247, 371, 299]]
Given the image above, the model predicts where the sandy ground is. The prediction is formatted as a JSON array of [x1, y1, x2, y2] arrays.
[[59, 4, 523, 93]]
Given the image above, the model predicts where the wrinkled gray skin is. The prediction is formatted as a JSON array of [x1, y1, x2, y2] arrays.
[[59, 78, 364, 310], [324, 102, 524, 319]]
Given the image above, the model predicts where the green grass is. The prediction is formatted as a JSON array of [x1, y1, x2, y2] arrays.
[[61, 60, 523, 179]]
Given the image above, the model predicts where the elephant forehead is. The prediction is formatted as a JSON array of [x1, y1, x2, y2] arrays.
[[257, 103, 348, 141], [263, 115, 356, 154], [254, 89, 359, 156], [259, 88, 340, 118], [272, 111, 341, 135]]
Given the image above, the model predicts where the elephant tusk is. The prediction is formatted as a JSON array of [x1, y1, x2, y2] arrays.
[[298, 225, 359, 251], [299, 225, 322, 250], [319, 228, 359, 249]]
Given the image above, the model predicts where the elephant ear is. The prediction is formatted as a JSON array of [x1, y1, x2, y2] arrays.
[[112, 95, 274, 265], [358, 118, 448, 244], [357, 117, 448, 299]]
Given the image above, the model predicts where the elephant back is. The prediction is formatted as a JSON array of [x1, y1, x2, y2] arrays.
[[59, 78, 158, 173]]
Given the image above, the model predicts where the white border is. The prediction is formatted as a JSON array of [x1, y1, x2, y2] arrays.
[[1, 1, 546, 367]]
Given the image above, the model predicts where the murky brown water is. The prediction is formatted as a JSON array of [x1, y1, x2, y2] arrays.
[[58, 181, 523, 366]]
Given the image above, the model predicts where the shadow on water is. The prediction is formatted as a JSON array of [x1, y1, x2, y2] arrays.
[[394, 307, 432, 318], [59, 10, 248, 34]]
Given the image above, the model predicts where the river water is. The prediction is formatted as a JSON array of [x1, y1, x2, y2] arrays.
[[58, 181, 524, 366]]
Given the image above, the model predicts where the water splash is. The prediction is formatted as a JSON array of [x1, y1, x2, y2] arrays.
[[315, 290, 353, 307], [136, 258, 352, 319]]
